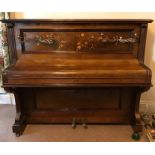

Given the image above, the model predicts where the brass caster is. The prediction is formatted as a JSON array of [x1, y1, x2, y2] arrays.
[[132, 132, 140, 141], [15, 132, 21, 137], [72, 118, 76, 129], [82, 118, 88, 129]]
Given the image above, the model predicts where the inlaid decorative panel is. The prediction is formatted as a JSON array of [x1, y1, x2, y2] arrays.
[[17, 29, 139, 53]]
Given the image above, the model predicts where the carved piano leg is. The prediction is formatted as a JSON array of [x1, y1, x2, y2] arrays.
[[12, 113, 26, 137], [130, 90, 143, 140], [12, 88, 27, 137], [131, 114, 142, 140]]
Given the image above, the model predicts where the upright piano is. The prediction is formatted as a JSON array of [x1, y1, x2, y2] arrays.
[[1, 19, 153, 138]]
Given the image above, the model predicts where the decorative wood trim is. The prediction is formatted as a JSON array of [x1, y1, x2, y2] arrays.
[[138, 24, 148, 62], [6, 23, 17, 64], [1, 19, 154, 24]]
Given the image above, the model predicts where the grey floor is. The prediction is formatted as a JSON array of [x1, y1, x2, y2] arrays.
[[0, 105, 148, 142]]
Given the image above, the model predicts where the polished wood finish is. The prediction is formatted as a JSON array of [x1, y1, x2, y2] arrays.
[[1, 19, 153, 136]]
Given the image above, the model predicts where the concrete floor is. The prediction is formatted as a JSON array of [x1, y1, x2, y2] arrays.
[[0, 105, 148, 142]]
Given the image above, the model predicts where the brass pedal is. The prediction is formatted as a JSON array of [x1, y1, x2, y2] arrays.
[[72, 118, 76, 129], [82, 118, 88, 129]]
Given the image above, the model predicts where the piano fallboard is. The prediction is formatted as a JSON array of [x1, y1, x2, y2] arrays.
[[3, 53, 151, 87]]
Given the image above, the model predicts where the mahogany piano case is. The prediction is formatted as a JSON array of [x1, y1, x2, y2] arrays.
[[1, 19, 153, 137]]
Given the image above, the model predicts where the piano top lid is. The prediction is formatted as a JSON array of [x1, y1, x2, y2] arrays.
[[1, 19, 153, 24]]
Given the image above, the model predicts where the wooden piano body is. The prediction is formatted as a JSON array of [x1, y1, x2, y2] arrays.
[[1, 19, 153, 137]]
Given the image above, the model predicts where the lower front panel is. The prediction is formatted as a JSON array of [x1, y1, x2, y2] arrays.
[[19, 87, 135, 124]]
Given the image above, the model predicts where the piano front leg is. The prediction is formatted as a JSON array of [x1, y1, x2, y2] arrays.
[[130, 87, 149, 140], [11, 88, 27, 137], [12, 112, 26, 137]]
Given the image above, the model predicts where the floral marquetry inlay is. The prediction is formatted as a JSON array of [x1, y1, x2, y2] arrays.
[[19, 31, 139, 53]]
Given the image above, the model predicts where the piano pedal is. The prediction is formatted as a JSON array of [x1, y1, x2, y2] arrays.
[[72, 118, 77, 129], [71, 118, 88, 129], [82, 118, 88, 129]]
